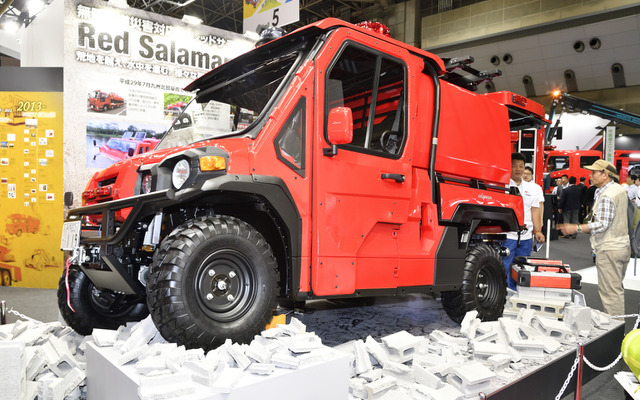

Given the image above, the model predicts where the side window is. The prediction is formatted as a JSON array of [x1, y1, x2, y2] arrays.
[[580, 156, 599, 168], [326, 44, 406, 157], [274, 98, 305, 177], [547, 156, 569, 172]]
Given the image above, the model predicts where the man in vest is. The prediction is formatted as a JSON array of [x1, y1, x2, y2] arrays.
[[559, 159, 630, 317]]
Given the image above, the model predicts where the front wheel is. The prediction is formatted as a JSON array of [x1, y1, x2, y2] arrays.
[[57, 266, 149, 335], [441, 244, 506, 323], [146, 215, 279, 350]]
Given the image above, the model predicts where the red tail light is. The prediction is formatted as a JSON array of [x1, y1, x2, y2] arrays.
[[82, 190, 96, 200], [96, 186, 111, 196]]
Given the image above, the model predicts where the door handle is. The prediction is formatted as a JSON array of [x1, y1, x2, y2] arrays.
[[381, 173, 405, 183]]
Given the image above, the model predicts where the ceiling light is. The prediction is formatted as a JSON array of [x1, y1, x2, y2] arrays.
[[3, 19, 21, 34], [27, 0, 45, 16], [182, 14, 202, 25]]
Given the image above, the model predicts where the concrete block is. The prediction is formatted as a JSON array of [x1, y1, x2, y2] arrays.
[[165, 346, 187, 373], [509, 296, 566, 318], [350, 377, 368, 399], [138, 372, 195, 400], [277, 317, 306, 336], [517, 286, 546, 301], [507, 346, 522, 363], [428, 330, 468, 349], [287, 333, 323, 354], [476, 321, 498, 335], [354, 339, 373, 375], [122, 316, 157, 353], [245, 340, 270, 364], [271, 351, 299, 369], [228, 343, 252, 370], [532, 316, 573, 343], [413, 362, 444, 389], [183, 359, 218, 386], [487, 353, 512, 372], [297, 347, 337, 366], [10, 320, 30, 338], [12, 322, 56, 346], [0, 341, 26, 400], [381, 331, 424, 363], [592, 309, 611, 327], [62, 367, 85, 397], [518, 309, 537, 326], [246, 363, 275, 375], [41, 376, 65, 400], [534, 335, 562, 353], [413, 352, 447, 368], [211, 367, 243, 394], [415, 382, 464, 400], [563, 305, 593, 333], [25, 346, 47, 381], [117, 343, 149, 366], [135, 355, 168, 375], [448, 361, 495, 395], [363, 376, 397, 399], [260, 325, 286, 339], [364, 336, 389, 366], [460, 310, 481, 339], [471, 341, 510, 358], [359, 368, 382, 382]]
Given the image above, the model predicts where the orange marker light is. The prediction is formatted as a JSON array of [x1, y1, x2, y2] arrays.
[[199, 156, 226, 171], [552, 89, 562, 98]]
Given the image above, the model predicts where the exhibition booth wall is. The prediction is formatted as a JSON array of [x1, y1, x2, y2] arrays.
[[0, 0, 254, 288]]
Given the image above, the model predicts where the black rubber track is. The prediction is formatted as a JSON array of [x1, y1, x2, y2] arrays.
[[441, 244, 506, 323], [57, 266, 148, 335], [146, 215, 279, 350]]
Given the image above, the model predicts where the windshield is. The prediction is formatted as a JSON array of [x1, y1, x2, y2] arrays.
[[156, 50, 301, 150]]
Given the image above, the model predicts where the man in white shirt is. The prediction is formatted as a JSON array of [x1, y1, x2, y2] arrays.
[[503, 153, 546, 290]]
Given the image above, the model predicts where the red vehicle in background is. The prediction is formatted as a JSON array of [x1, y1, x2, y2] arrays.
[[544, 149, 640, 191], [60, 19, 549, 349], [5, 214, 40, 237], [89, 90, 125, 112], [96, 131, 161, 161]]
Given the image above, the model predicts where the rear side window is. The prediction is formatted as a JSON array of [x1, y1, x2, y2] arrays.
[[325, 44, 406, 157]]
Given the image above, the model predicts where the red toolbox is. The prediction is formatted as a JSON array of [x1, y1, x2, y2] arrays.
[[511, 257, 582, 290]]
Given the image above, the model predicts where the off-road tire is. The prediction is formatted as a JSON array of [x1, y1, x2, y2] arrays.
[[57, 266, 149, 335], [146, 215, 279, 350], [441, 244, 506, 323]]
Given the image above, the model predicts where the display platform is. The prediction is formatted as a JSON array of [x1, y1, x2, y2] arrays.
[[86, 341, 350, 400], [488, 319, 625, 399], [615, 371, 640, 399]]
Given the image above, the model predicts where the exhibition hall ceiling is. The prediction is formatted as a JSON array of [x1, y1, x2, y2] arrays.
[[126, 0, 405, 33]]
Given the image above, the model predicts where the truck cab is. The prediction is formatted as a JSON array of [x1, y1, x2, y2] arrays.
[[60, 19, 548, 349]]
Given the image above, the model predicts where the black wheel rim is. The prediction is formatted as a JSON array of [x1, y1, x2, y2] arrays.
[[475, 263, 500, 307], [195, 249, 257, 322]]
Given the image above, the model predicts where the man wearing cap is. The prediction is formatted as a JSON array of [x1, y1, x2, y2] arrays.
[[560, 159, 630, 317]]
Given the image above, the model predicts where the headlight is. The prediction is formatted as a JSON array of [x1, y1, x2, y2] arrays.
[[142, 174, 153, 194], [172, 160, 190, 189]]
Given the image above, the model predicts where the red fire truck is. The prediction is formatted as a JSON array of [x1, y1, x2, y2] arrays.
[[89, 90, 125, 112], [60, 19, 548, 349]]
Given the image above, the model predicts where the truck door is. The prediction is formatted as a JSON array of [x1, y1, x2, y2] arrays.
[[312, 36, 413, 296]]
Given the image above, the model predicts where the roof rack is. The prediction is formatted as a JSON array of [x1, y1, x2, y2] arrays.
[[440, 56, 501, 91]]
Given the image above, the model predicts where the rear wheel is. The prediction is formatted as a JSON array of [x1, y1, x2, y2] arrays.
[[1, 270, 11, 286], [57, 266, 148, 335], [147, 215, 279, 350], [442, 244, 506, 323]]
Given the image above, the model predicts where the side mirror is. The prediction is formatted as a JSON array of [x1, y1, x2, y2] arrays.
[[128, 148, 135, 157], [63, 192, 74, 207], [324, 107, 353, 157], [93, 139, 97, 147]]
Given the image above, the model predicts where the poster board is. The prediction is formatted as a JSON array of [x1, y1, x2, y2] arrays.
[[0, 77, 64, 288]]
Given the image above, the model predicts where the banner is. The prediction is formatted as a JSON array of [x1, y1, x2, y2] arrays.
[[64, 0, 255, 200], [243, 0, 300, 33], [0, 91, 63, 288]]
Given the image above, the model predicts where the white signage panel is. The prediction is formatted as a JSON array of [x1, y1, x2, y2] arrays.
[[604, 125, 615, 164], [243, 0, 300, 33]]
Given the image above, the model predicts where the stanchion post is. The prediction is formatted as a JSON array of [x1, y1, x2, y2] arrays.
[[575, 343, 584, 400], [0, 300, 6, 325], [546, 219, 551, 259]]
